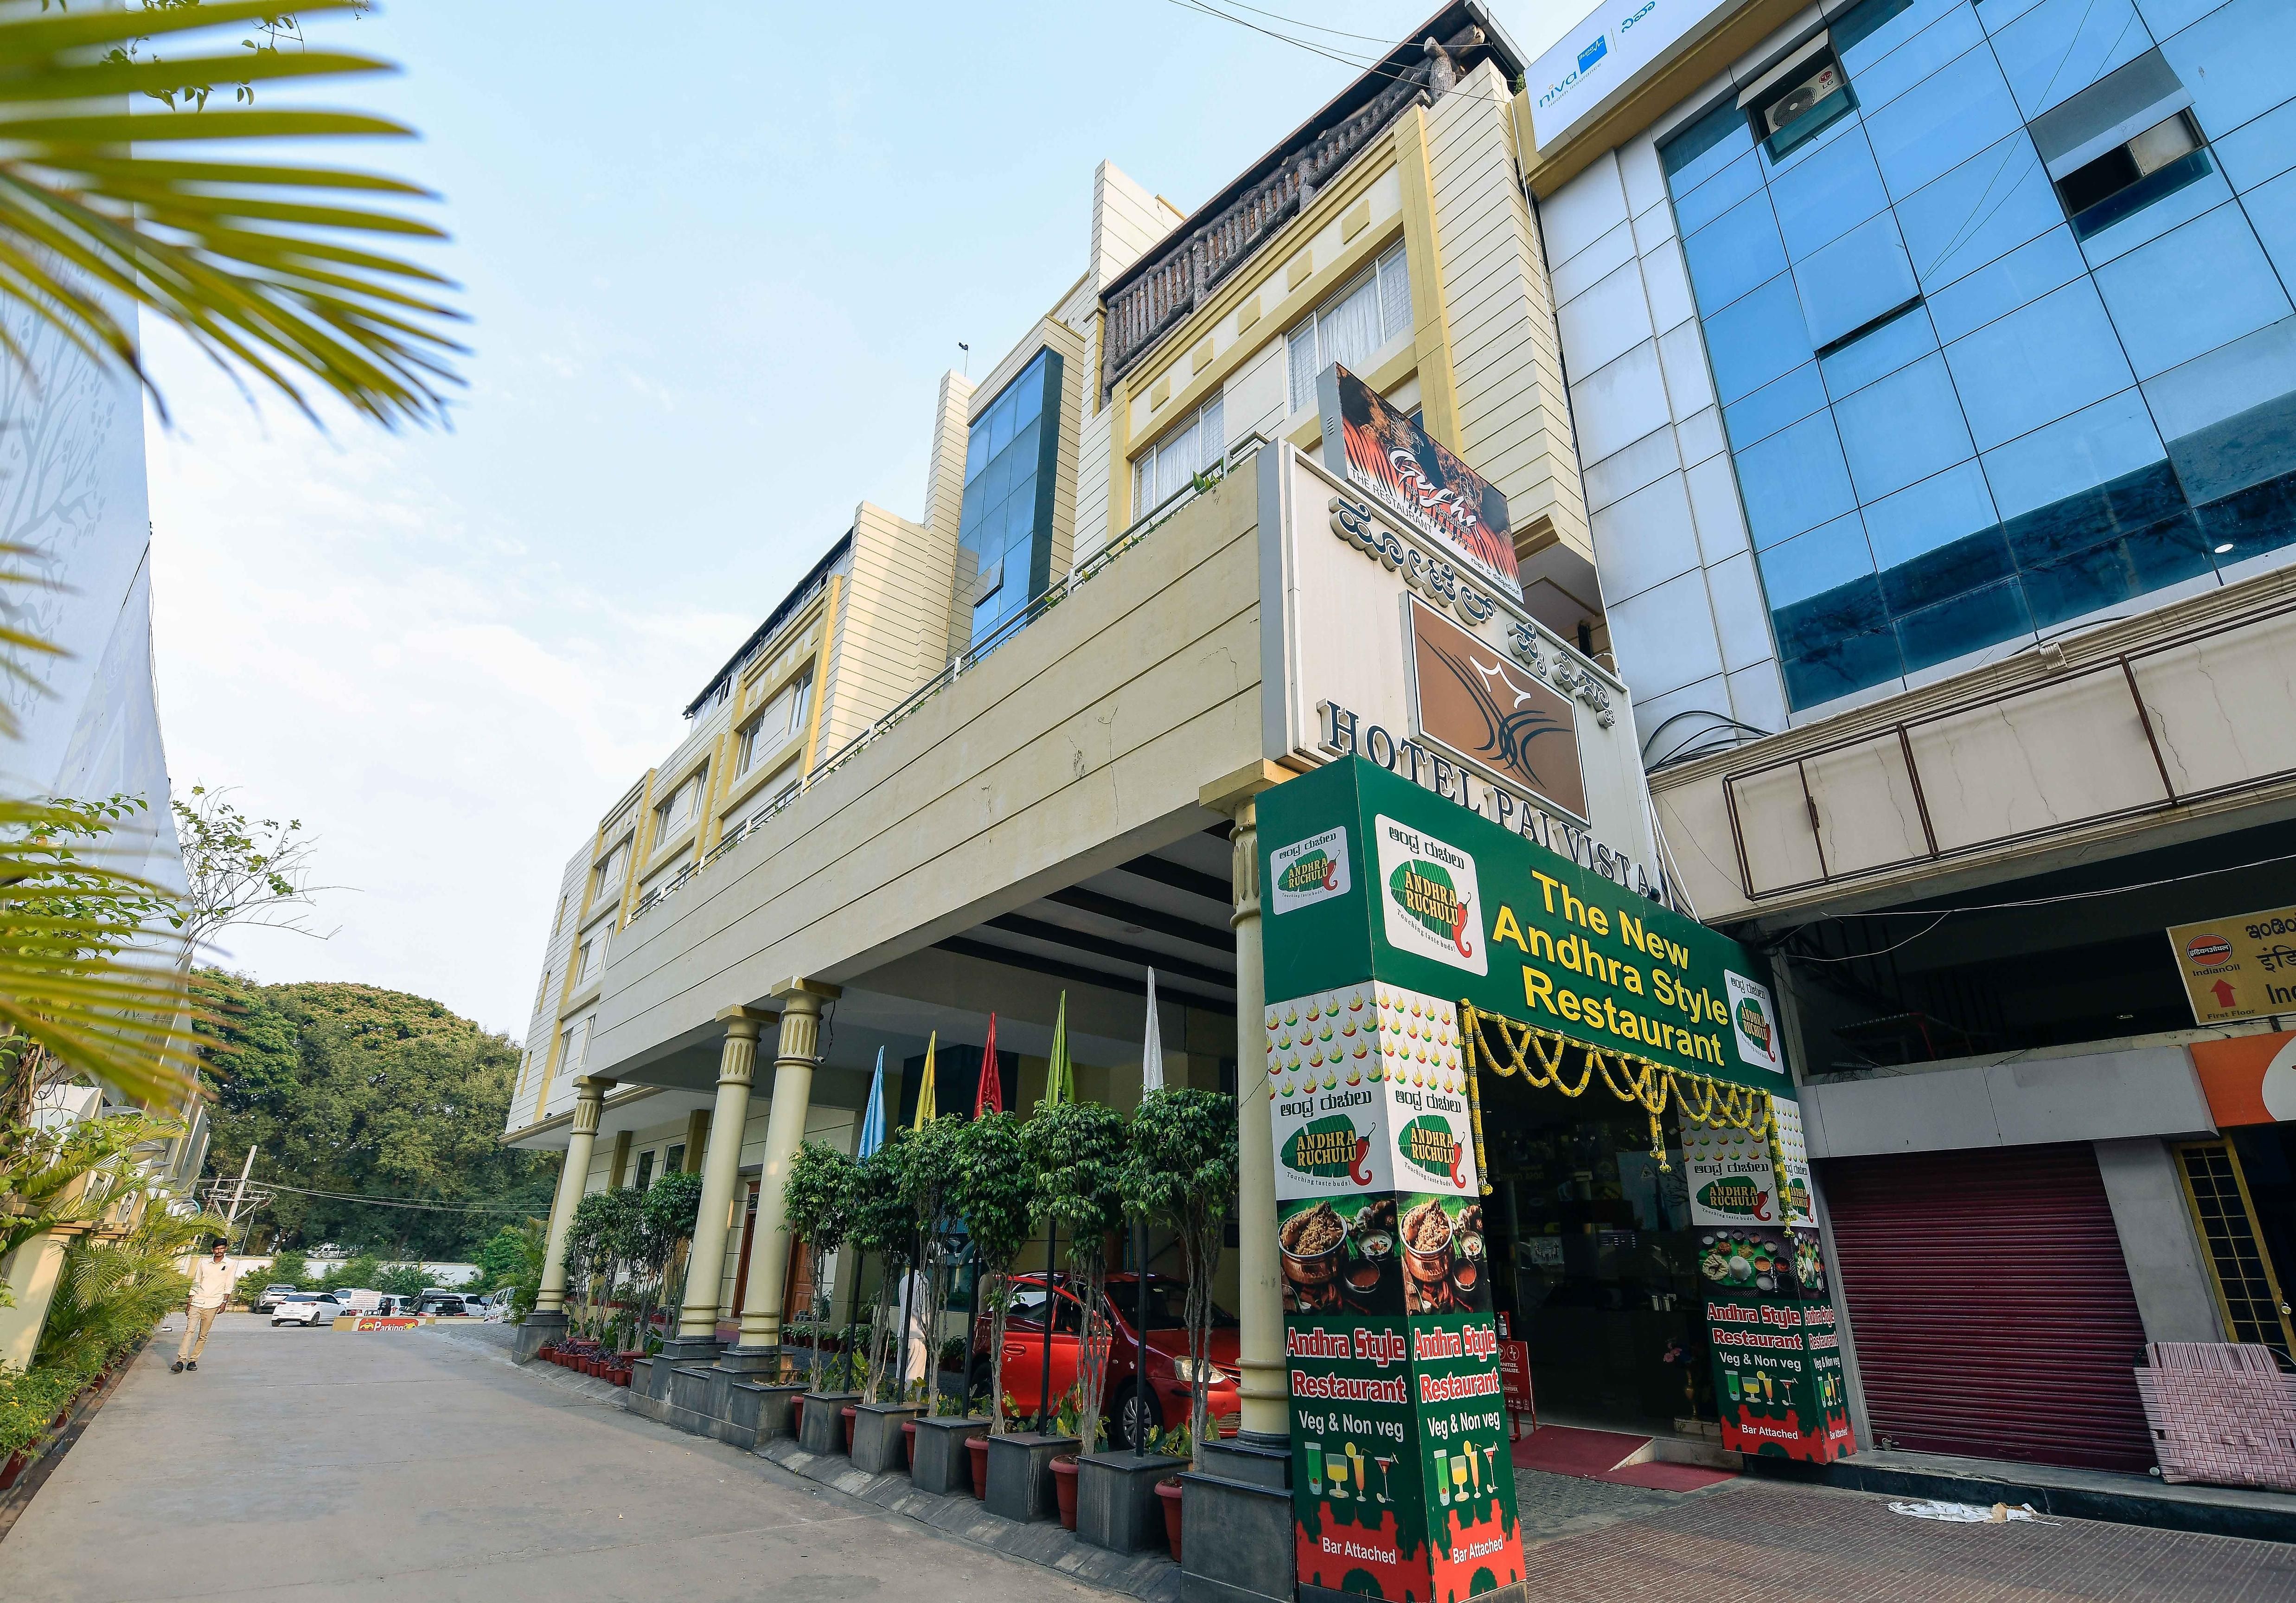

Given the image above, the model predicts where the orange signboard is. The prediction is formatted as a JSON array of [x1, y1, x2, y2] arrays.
[[2188, 1032, 2296, 1128]]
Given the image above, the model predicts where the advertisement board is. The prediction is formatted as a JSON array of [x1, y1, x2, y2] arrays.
[[1262, 755, 1852, 1504], [1318, 365, 1521, 601], [2168, 903, 2296, 1025], [1523, 0, 1739, 150]]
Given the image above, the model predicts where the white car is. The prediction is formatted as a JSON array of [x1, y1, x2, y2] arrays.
[[271, 1292, 346, 1327]]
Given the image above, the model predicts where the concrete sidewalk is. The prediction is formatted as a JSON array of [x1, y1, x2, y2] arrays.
[[0, 1312, 1107, 1603], [7, 1313, 2293, 1603]]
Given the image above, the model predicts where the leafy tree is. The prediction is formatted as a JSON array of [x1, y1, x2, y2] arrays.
[[846, 1138, 916, 1404], [371, 1263, 435, 1299], [953, 1111, 1036, 1433], [781, 1141, 855, 1391], [474, 1224, 529, 1290], [635, 1169, 704, 1349], [1123, 1090, 1237, 1464], [193, 974, 555, 1257], [1026, 1099, 1128, 1452], [173, 785, 333, 949], [563, 1187, 643, 1345], [895, 1116, 965, 1413]]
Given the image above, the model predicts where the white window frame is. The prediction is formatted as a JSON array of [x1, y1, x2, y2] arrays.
[[738, 667, 813, 777], [1286, 241, 1412, 415], [1131, 393, 1227, 516]]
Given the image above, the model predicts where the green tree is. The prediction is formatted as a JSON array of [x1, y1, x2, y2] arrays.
[[193, 975, 555, 1257], [780, 1141, 854, 1390], [635, 1169, 703, 1349], [1026, 1099, 1127, 1451], [1123, 1089, 1237, 1463], [173, 784, 332, 949], [895, 1116, 965, 1412], [846, 1139, 916, 1404], [953, 1111, 1036, 1434]]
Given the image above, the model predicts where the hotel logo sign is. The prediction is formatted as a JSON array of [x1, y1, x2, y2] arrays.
[[1405, 596, 1587, 823]]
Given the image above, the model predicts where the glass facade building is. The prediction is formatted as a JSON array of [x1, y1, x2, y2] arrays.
[[1657, 0, 2296, 711], [957, 348, 1064, 649]]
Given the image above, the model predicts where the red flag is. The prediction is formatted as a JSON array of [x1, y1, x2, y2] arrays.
[[975, 1013, 1003, 1115]]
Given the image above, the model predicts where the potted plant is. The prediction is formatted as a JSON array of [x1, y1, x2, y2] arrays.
[[1026, 1097, 1127, 1487], [954, 1109, 1037, 1435], [781, 1140, 856, 1391], [1121, 1088, 1237, 1467]]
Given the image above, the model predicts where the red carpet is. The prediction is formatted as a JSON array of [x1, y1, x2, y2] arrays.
[[1592, 1459, 1737, 1490], [1509, 1424, 1652, 1476]]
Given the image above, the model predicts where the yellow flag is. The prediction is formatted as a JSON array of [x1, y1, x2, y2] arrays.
[[913, 1030, 937, 1130]]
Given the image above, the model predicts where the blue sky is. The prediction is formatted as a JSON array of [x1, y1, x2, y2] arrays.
[[147, 0, 1578, 1033]]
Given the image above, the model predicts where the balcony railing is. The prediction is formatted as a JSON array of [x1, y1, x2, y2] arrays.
[[1099, 27, 1484, 398], [621, 435, 1269, 930]]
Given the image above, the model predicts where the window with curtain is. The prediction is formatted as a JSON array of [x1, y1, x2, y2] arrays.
[[738, 667, 812, 776], [1132, 393, 1226, 515], [1286, 242, 1412, 414]]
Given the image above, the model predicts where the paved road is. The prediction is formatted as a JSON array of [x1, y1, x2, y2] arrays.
[[0, 1313, 1108, 1603], [6, 1313, 2294, 1603]]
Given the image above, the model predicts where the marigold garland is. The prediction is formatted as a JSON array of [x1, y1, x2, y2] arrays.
[[1458, 1000, 1781, 1195]]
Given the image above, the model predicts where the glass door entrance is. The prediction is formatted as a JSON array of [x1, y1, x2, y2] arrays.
[[1480, 1076, 1713, 1436]]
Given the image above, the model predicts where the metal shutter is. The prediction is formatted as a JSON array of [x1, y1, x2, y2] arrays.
[[1823, 1143, 2155, 1473]]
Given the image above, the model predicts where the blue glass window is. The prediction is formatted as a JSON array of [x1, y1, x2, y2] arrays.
[[1656, 0, 2296, 712], [955, 349, 1063, 648]]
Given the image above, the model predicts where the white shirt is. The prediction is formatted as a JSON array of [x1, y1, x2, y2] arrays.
[[189, 1256, 234, 1311]]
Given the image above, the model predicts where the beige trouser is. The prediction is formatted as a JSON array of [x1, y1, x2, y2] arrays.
[[177, 1304, 220, 1362]]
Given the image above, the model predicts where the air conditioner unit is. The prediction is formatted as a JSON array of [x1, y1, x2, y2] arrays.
[[1765, 62, 1844, 136]]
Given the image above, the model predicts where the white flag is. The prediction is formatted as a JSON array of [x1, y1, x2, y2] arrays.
[[1142, 968, 1164, 1092]]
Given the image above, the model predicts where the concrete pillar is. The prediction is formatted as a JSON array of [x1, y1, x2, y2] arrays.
[[2096, 1136, 2226, 1343], [607, 1129, 633, 1189], [725, 979, 842, 1371], [1203, 761, 1289, 1444], [683, 1109, 710, 1172], [673, 1007, 777, 1353], [534, 1076, 613, 1318]]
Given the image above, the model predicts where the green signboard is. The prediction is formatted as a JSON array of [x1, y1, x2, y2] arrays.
[[1260, 758, 1851, 1574]]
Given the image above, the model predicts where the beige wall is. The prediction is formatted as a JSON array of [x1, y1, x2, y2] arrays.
[[587, 470, 1264, 1081]]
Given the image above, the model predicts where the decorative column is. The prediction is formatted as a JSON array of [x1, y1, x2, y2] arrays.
[[522, 1075, 612, 1359], [723, 979, 841, 1373], [1202, 761, 1289, 1446], [668, 1006, 777, 1359]]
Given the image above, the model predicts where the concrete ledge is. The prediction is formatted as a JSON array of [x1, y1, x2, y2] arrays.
[[1180, 1468, 1293, 1603], [799, 1391, 860, 1456], [758, 1438, 1182, 1603], [511, 1313, 565, 1364], [853, 1402, 921, 1476], [1078, 1450, 1183, 1554], [1743, 1448, 2296, 1544], [987, 1430, 1078, 1524], [912, 1415, 989, 1496]]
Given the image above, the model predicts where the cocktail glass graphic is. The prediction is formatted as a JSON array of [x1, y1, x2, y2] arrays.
[[1433, 1448, 1449, 1504], [1306, 1443, 1324, 1494], [1450, 1454, 1469, 1507], [1480, 1443, 1499, 1508], [1725, 1372, 1740, 1403], [1374, 1454, 1396, 1503], [1328, 1454, 1349, 1502], [1350, 1443, 1366, 1500], [1467, 1441, 1482, 1499], [1759, 1371, 1774, 1404]]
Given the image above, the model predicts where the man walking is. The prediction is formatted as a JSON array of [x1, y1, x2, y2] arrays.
[[174, 1240, 233, 1373]]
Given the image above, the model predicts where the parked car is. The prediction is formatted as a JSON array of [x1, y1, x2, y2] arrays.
[[416, 1292, 470, 1317], [970, 1272, 1241, 1449], [271, 1292, 346, 1327], [253, 1283, 298, 1313]]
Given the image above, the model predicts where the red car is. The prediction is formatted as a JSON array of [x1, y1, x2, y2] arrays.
[[971, 1271, 1241, 1449]]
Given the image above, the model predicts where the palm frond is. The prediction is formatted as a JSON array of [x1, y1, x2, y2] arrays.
[[0, 0, 462, 428]]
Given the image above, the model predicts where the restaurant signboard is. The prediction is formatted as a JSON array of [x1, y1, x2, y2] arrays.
[[1263, 756, 1850, 1588]]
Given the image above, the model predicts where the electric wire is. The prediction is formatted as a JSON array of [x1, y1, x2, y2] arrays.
[[251, 1179, 537, 1214]]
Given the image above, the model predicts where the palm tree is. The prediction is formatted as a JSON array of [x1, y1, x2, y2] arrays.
[[0, 0, 463, 1115]]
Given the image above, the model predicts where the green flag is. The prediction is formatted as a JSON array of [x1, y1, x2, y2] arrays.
[[1043, 992, 1071, 1107]]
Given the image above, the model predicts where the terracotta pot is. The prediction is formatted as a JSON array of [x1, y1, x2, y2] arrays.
[[902, 1418, 919, 1468], [1051, 1453, 1079, 1531], [966, 1433, 991, 1499], [841, 1404, 858, 1454], [790, 1395, 804, 1436], [0, 1451, 26, 1492], [1156, 1476, 1185, 1562]]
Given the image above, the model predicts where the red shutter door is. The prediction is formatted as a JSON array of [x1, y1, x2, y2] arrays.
[[1823, 1143, 2155, 1473]]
